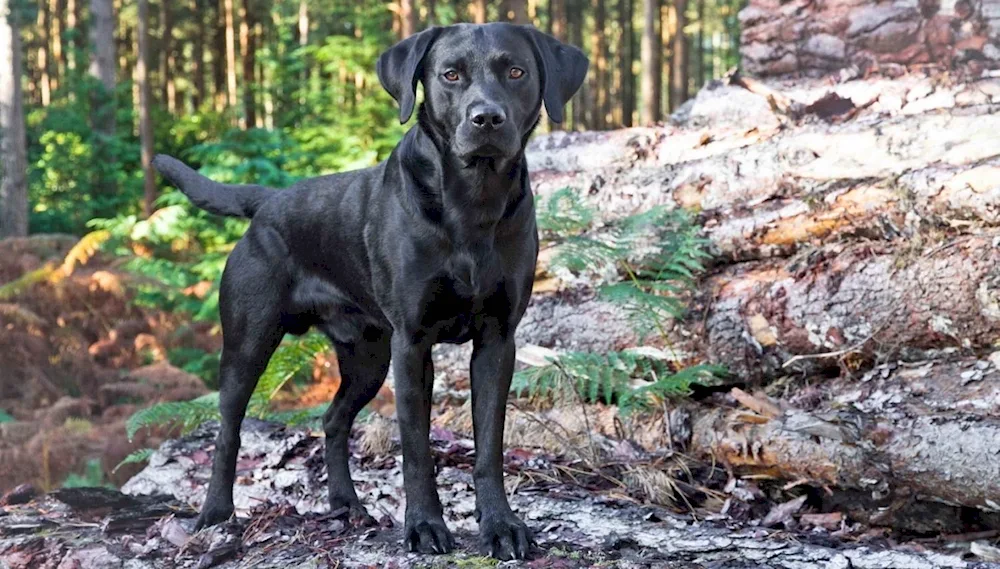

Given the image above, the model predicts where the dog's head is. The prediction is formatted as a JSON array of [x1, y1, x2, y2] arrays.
[[377, 23, 589, 163]]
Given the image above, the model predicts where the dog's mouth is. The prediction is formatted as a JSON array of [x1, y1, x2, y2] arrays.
[[469, 144, 504, 158]]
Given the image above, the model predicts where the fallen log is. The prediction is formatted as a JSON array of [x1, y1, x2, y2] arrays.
[[527, 75, 1000, 262], [703, 236, 1000, 379], [691, 357, 1000, 517]]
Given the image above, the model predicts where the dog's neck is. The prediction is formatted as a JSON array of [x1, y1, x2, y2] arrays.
[[397, 113, 529, 244]]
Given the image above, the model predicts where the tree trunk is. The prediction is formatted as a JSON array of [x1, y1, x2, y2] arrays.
[[224, 0, 238, 111], [137, 0, 156, 217], [400, 0, 418, 38], [67, 0, 80, 71], [639, 0, 659, 125], [589, 0, 607, 130], [38, 0, 52, 106], [618, 0, 633, 127], [427, 0, 437, 26], [213, 0, 227, 111], [192, 0, 205, 109], [471, 0, 487, 23], [695, 0, 703, 89], [501, 0, 528, 23], [297, 0, 308, 108], [568, 0, 585, 129], [161, 0, 175, 112], [239, 0, 255, 128], [669, 0, 687, 111], [0, 0, 28, 237], [691, 359, 1000, 516], [53, 0, 65, 80], [550, 0, 565, 40], [452, 0, 464, 22], [89, 0, 116, 120]]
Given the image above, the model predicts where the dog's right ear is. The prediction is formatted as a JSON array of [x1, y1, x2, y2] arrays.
[[377, 27, 443, 124]]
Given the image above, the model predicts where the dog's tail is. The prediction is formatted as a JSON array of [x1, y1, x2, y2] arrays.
[[151, 154, 273, 218]]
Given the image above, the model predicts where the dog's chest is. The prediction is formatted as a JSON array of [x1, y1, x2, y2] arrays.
[[418, 248, 505, 343]]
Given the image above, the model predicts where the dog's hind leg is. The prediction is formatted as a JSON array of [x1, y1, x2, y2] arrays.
[[196, 236, 288, 530], [320, 325, 391, 526]]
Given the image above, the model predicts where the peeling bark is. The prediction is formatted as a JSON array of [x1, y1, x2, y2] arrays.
[[692, 357, 1000, 516]]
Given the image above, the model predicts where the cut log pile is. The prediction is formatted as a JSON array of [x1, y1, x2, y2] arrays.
[[519, 64, 1000, 539]]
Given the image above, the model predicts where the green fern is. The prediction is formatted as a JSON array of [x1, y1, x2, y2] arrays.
[[536, 187, 594, 236], [512, 350, 724, 414], [125, 334, 330, 440], [112, 448, 155, 473]]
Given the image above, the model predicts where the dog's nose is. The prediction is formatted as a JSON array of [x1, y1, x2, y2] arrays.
[[469, 104, 506, 130]]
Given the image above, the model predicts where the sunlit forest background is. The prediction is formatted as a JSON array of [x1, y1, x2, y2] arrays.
[[0, 0, 742, 489]]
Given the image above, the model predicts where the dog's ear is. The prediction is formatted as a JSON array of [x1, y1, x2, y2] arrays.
[[522, 27, 589, 124], [377, 27, 443, 124]]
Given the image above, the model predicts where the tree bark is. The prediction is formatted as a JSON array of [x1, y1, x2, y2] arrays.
[[427, 0, 437, 26], [669, 0, 687, 111], [569, 0, 585, 129], [501, 0, 528, 23], [297, 0, 308, 108], [239, 0, 255, 128], [38, 0, 52, 106], [66, 0, 80, 71], [691, 358, 1000, 516], [590, 0, 607, 130], [471, 0, 487, 23], [53, 0, 65, 80], [0, 0, 28, 237], [224, 0, 238, 111], [400, 0, 418, 38], [162, 0, 176, 113], [89, 0, 116, 120], [192, 0, 205, 109], [213, 0, 227, 111], [137, 0, 156, 217], [639, 0, 659, 125], [618, 0, 633, 127]]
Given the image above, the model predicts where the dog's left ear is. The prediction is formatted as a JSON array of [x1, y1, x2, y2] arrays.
[[377, 27, 443, 124], [522, 27, 589, 124]]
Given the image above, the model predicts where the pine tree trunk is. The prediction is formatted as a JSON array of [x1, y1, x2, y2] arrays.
[[224, 0, 238, 111], [0, 0, 28, 237], [89, 0, 117, 208], [427, 0, 437, 25], [53, 0, 65, 79], [192, 0, 205, 109], [670, 0, 687, 111], [551, 0, 565, 40], [471, 0, 487, 23], [400, 0, 418, 38], [67, 0, 81, 71], [239, 0, 255, 128], [38, 0, 52, 106], [591, 0, 607, 129], [162, 0, 175, 112], [695, 0, 703, 89], [137, 0, 156, 217], [639, 0, 659, 125], [297, 0, 308, 108], [452, 0, 464, 22], [569, 0, 585, 129], [661, 1, 673, 111], [501, 0, 528, 22], [619, 0, 633, 127]]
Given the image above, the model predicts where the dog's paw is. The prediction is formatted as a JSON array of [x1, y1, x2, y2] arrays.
[[331, 502, 377, 528], [479, 512, 533, 560], [194, 502, 234, 531], [404, 514, 455, 554]]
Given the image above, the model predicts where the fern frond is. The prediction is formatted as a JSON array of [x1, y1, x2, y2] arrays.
[[112, 448, 155, 473], [248, 333, 331, 417], [126, 392, 220, 441], [0, 263, 57, 300], [536, 187, 594, 237], [60, 230, 112, 277]]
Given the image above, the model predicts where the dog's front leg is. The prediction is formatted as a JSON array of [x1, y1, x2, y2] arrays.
[[470, 322, 532, 560], [392, 333, 454, 554]]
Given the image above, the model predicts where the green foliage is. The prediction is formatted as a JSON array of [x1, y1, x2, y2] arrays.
[[112, 448, 155, 474], [542, 189, 712, 342], [512, 351, 724, 414], [62, 458, 114, 489], [0, 409, 13, 423], [126, 333, 331, 441]]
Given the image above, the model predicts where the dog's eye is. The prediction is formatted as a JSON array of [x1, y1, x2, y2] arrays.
[[443, 70, 460, 82], [509, 67, 525, 79]]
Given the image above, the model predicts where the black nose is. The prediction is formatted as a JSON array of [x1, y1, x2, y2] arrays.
[[469, 104, 506, 130]]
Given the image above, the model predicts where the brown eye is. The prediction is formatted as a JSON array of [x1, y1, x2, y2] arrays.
[[443, 70, 460, 82], [509, 67, 525, 79]]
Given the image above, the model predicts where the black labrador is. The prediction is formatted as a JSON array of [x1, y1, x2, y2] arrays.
[[151, 23, 587, 561]]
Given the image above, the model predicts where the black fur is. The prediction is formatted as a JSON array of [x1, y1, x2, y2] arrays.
[[153, 23, 587, 561]]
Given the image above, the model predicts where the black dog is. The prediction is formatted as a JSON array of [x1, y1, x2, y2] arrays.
[[152, 23, 587, 561]]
